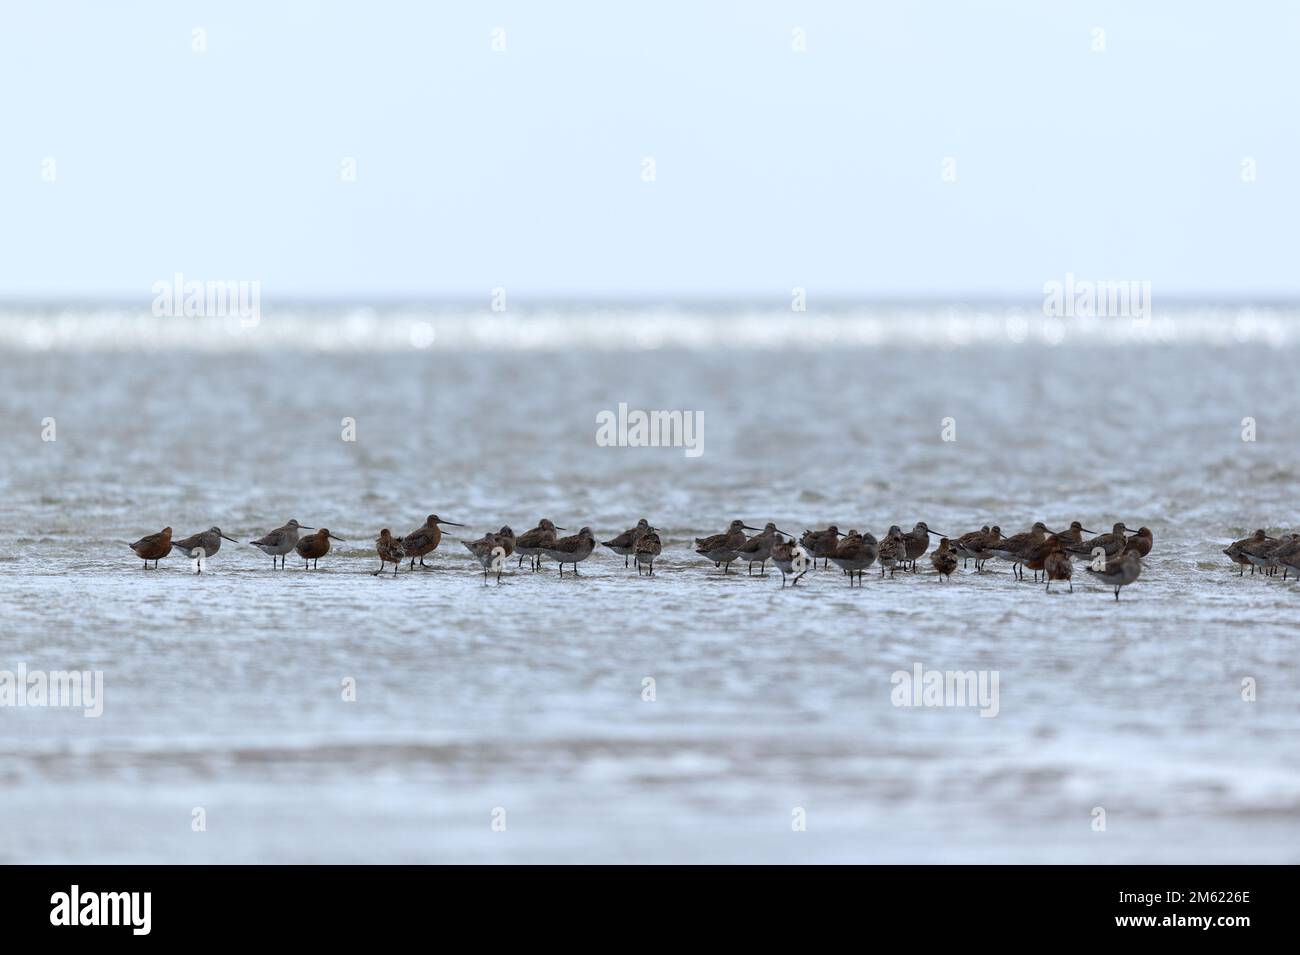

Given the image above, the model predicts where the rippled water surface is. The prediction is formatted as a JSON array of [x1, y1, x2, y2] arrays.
[[1, 306, 1297, 863]]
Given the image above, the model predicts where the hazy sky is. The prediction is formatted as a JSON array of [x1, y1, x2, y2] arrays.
[[1, 1, 1296, 301]]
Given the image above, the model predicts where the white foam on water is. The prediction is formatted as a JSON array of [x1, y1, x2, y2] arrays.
[[0, 304, 1297, 352]]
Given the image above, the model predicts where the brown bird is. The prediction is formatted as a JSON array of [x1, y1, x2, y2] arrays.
[[1044, 541, 1073, 593], [1271, 537, 1300, 580], [1250, 533, 1299, 577], [1055, 521, 1094, 549], [493, 526, 516, 558], [952, 525, 990, 568], [989, 522, 1053, 579], [830, 530, 879, 586], [1066, 522, 1132, 563], [694, 520, 760, 573], [602, 518, 650, 568], [771, 536, 810, 587], [129, 526, 172, 568], [373, 529, 405, 577], [633, 527, 662, 576], [1021, 533, 1061, 583], [295, 528, 345, 569], [736, 522, 793, 576], [1224, 529, 1271, 575], [516, 518, 565, 570], [902, 521, 947, 571], [1126, 526, 1154, 558], [400, 514, 465, 569], [957, 525, 1002, 571], [876, 526, 906, 578], [930, 537, 957, 581], [801, 525, 840, 570], [542, 527, 596, 577]]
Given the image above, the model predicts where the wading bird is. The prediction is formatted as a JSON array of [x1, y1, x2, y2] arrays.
[[295, 528, 345, 569], [1086, 548, 1142, 601], [249, 519, 314, 569], [694, 520, 760, 574], [633, 527, 662, 576], [800, 525, 840, 570], [543, 527, 597, 577], [516, 519, 565, 570], [930, 538, 957, 581], [373, 529, 405, 577], [1044, 541, 1073, 593], [172, 526, 239, 573], [877, 526, 906, 578], [602, 519, 651, 568], [736, 522, 793, 576], [130, 527, 172, 568], [771, 537, 810, 587], [830, 530, 879, 586], [400, 515, 465, 569]]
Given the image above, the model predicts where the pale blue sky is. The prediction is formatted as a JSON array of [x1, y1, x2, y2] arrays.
[[1, 1, 1296, 301]]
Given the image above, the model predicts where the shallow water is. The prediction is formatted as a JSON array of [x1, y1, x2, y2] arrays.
[[1, 305, 1298, 863]]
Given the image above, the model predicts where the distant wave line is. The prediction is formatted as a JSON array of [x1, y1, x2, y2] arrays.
[[1, 307, 1298, 352]]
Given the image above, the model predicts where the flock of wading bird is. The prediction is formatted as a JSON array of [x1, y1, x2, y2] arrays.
[[126, 516, 1175, 600]]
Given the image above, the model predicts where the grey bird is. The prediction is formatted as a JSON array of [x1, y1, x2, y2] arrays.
[[172, 526, 240, 573], [249, 519, 315, 569], [1085, 548, 1142, 601]]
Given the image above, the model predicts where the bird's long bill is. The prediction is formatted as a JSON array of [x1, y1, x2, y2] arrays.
[[928, 529, 951, 538], [328, 533, 346, 541], [555, 526, 568, 531], [1081, 528, 1097, 535], [774, 528, 794, 538], [220, 534, 239, 543], [742, 524, 762, 531], [1124, 527, 1140, 534], [438, 520, 466, 527], [299, 525, 316, 531]]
